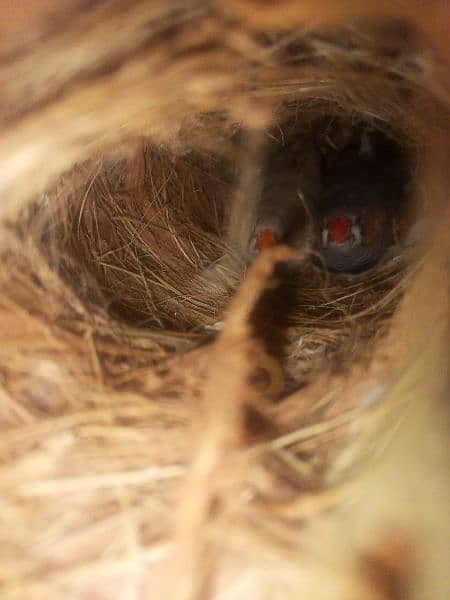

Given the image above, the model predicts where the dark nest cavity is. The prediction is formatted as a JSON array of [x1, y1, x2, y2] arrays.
[[28, 107, 420, 391]]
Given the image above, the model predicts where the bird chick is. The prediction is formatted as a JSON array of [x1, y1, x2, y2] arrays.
[[246, 136, 320, 261], [317, 127, 406, 273], [320, 204, 391, 273]]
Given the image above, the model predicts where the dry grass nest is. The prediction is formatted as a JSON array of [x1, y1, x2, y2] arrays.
[[0, 4, 448, 599]]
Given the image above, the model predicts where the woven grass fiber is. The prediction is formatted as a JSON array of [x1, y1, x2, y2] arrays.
[[0, 2, 449, 599]]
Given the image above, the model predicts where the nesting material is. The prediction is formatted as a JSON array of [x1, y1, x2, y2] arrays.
[[0, 2, 448, 599]]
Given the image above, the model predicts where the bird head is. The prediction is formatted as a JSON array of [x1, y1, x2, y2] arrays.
[[319, 207, 390, 273], [322, 214, 362, 248]]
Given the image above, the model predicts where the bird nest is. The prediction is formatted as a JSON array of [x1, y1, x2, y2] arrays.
[[0, 2, 448, 599]]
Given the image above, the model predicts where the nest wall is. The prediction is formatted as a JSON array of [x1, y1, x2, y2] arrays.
[[0, 2, 449, 599]]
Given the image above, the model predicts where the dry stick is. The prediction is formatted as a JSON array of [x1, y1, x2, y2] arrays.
[[171, 246, 293, 600]]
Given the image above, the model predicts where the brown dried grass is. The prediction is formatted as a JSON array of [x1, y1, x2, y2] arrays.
[[0, 2, 448, 599]]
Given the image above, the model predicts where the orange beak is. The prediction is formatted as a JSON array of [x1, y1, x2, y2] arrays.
[[255, 229, 278, 251], [327, 217, 352, 244]]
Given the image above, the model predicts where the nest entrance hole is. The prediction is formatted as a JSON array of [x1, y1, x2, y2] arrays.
[[39, 107, 419, 387]]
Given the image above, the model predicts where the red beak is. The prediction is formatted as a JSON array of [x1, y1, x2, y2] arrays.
[[255, 229, 278, 251], [327, 217, 352, 244]]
